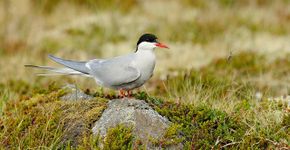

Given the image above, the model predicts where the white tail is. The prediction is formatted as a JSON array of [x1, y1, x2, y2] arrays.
[[24, 65, 91, 77]]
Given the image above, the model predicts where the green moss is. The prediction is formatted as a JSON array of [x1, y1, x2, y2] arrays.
[[135, 92, 289, 149], [59, 98, 108, 147], [0, 90, 65, 149], [0, 86, 108, 149], [135, 92, 245, 148], [134, 52, 290, 148], [1, 53, 290, 148], [151, 123, 184, 148], [0, 80, 289, 149], [103, 124, 134, 150], [77, 123, 136, 150]]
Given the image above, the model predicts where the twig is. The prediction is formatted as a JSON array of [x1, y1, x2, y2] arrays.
[[265, 138, 278, 146], [211, 136, 220, 149], [221, 141, 241, 148]]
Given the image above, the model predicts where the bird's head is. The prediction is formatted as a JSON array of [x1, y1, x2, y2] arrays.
[[136, 33, 169, 52]]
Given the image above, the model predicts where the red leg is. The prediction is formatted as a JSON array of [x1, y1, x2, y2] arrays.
[[126, 90, 132, 97], [119, 89, 126, 98]]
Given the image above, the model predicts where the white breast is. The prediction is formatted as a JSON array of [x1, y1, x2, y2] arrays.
[[135, 50, 156, 81]]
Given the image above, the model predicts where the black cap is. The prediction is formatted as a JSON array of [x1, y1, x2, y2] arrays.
[[136, 33, 158, 46], [135, 34, 158, 52]]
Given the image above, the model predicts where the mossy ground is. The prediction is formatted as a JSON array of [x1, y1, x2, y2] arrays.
[[0, 87, 108, 149], [0, 52, 289, 149]]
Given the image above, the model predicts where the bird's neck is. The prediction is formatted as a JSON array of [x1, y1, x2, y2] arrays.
[[135, 49, 156, 62], [135, 49, 156, 76], [136, 49, 155, 56]]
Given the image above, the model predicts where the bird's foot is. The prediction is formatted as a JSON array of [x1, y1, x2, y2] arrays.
[[118, 90, 133, 98], [126, 90, 133, 98], [118, 90, 126, 98]]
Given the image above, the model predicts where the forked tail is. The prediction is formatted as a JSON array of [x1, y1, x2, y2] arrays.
[[24, 64, 91, 77]]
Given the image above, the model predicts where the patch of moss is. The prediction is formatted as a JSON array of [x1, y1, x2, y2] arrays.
[[0, 90, 65, 149], [103, 124, 134, 150], [0, 87, 108, 149], [151, 123, 184, 148], [59, 97, 108, 147], [135, 92, 289, 149], [135, 92, 245, 148]]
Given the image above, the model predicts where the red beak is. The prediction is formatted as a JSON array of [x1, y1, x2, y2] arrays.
[[155, 42, 169, 49]]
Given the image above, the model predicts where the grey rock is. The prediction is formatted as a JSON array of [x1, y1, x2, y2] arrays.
[[92, 98, 180, 149], [60, 120, 86, 147], [60, 84, 93, 101]]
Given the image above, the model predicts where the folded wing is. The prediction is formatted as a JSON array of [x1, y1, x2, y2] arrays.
[[48, 54, 140, 86], [86, 55, 140, 86], [48, 55, 90, 75]]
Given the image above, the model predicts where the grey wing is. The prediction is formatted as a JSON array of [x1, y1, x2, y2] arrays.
[[87, 58, 140, 86], [48, 55, 90, 75]]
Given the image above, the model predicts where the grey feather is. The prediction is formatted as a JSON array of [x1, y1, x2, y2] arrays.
[[87, 54, 141, 86], [24, 64, 91, 77], [48, 55, 90, 75]]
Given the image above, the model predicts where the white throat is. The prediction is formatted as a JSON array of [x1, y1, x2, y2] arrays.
[[135, 48, 156, 81], [136, 48, 155, 58], [135, 46, 156, 67], [136, 41, 157, 52], [135, 41, 157, 75]]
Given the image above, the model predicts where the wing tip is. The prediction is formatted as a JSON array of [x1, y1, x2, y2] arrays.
[[25, 64, 39, 68], [48, 54, 57, 60]]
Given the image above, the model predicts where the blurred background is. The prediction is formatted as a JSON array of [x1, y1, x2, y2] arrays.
[[1, 0, 290, 98], [2, 1, 290, 148]]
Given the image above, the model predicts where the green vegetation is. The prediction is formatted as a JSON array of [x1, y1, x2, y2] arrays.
[[1, 0, 290, 149], [136, 91, 289, 149], [0, 88, 108, 149], [1, 51, 290, 149], [103, 124, 134, 150]]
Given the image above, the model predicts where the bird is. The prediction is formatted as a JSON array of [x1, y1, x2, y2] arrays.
[[25, 33, 169, 97]]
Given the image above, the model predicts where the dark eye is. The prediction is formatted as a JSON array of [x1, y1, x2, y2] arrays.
[[147, 38, 155, 42]]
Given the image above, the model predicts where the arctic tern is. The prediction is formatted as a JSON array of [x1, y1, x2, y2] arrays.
[[25, 33, 169, 97]]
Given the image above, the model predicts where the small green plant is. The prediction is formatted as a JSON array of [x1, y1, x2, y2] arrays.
[[151, 123, 184, 147], [0, 89, 9, 116], [103, 124, 134, 150]]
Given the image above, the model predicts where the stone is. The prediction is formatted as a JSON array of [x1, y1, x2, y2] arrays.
[[60, 84, 93, 101], [92, 98, 173, 148]]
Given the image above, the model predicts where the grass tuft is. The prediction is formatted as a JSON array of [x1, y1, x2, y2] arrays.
[[103, 124, 134, 150]]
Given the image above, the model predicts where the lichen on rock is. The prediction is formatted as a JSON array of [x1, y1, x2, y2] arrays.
[[92, 98, 180, 149]]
